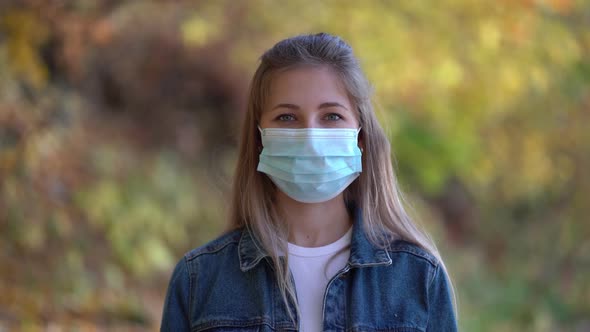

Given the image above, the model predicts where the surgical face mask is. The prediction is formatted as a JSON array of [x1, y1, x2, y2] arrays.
[[257, 127, 362, 203]]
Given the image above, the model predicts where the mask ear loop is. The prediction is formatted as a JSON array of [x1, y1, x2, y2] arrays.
[[257, 126, 264, 153]]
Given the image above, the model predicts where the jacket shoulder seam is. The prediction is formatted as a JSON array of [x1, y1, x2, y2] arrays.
[[386, 240, 439, 268], [184, 230, 242, 261]]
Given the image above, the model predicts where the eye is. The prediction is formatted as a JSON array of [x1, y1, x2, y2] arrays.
[[324, 113, 342, 121], [276, 114, 296, 121]]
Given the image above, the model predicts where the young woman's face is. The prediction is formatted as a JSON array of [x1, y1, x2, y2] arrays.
[[259, 66, 359, 129]]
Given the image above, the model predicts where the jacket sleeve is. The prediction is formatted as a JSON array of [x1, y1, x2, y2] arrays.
[[160, 257, 191, 332], [426, 264, 458, 332]]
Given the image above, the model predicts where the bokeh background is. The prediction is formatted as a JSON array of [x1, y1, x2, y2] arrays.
[[1, 0, 589, 331]]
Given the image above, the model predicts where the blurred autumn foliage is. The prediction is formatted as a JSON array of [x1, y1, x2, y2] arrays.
[[0, 0, 589, 331]]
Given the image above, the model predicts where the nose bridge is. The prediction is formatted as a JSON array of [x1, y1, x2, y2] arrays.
[[302, 110, 319, 128]]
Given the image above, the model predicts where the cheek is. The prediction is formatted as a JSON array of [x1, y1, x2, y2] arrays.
[[341, 114, 360, 129], [258, 112, 273, 127]]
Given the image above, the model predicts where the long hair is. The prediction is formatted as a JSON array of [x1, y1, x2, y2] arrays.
[[229, 32, 455, 320]]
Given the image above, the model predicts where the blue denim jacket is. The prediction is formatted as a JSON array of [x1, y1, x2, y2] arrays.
[[161, 211, 458, 332]]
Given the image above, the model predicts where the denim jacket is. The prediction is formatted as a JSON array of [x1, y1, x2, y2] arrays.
[[161, 211, 458, 332]]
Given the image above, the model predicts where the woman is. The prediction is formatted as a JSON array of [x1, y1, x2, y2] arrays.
[[161, 33, 458, 332]]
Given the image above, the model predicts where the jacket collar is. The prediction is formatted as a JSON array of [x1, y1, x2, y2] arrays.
[[238, 207, 392, 272], [238, 226, 269, 271], [348, 207, 392, 268]]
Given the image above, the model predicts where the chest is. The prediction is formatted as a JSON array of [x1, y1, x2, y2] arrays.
[[188, 263, 429, 332]]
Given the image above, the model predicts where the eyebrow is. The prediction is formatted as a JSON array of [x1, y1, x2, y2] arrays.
[[271, 102, 349, 111], [320, 102, 349, 110]]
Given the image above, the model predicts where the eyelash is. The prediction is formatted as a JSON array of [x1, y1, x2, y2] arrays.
[[274, 113, 343, 121], [276, 114, 296, 121], [325, 113, 342, 121]]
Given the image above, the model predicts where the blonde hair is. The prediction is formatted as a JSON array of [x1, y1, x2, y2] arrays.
[[229, 32, 455, 320]]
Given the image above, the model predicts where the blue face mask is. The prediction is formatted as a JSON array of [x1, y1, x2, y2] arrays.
[[257, 127, 362, 203]]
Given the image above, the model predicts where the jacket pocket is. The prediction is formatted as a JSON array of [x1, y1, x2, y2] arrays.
[[194, 319, 295, 332]]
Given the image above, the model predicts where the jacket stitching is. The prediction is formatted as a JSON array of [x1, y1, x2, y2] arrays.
[[184, 232, 241, 261], [387, 248, 438, 268]]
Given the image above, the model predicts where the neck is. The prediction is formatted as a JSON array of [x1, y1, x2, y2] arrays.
[[276, 191, 352, 247]]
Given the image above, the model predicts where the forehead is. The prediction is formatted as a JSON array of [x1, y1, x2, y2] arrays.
[[265, 65, 352, 107]]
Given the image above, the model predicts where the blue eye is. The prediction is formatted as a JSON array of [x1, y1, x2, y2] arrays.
[[277, 114, 295, 121], [325, 113, 342, 121]]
